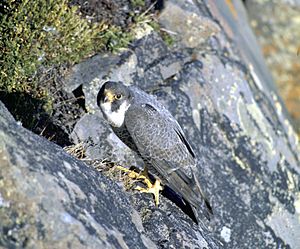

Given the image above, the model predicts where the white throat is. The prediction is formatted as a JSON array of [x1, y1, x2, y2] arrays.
[[100, 101, 130, 127]]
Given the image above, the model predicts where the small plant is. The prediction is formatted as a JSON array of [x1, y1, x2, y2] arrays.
[[100, 25, 135, 53], [130, 0, 145, 8], [0, 0, 107, 98], [0, 0, 161, 139]]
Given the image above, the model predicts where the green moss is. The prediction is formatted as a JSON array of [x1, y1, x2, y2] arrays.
[[161, 31, 175, 47], [0, 0, 141, 98], [149, 20, 175, 47], [100, 25, 135, 53], [0, 0, 157, 136], [0, 0, 106, 97], [0, 0, 138, 126], [130, 0, 145, 8]]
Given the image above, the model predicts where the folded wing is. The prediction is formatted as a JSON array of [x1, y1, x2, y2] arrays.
[[124, 103, 212, 218]]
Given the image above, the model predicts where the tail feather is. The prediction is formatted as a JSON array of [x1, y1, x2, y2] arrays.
[[160, 161, 213, 223], [193, 172, 213, 221], [182, 196, 212, 223], [168, 176, 213, 223]]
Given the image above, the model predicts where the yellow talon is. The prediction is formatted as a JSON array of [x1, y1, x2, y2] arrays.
[[114, 165, 163, 206], [135, 179, 163, 206]]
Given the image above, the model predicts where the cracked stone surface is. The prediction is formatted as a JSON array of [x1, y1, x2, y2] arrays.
[[1, 0, 300, 248], [0, 102, 157, 248], [64, 1, 300, 248], [245, 0, 300, 136]]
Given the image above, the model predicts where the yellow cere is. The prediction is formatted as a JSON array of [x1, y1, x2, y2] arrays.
[[106, 91, 115, 102]]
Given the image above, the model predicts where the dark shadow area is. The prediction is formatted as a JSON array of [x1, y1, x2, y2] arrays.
[[0, 91, 72, 147], [153, 0, 165, 11], [162, 185, 198, 224], [72, 85, 86, 111], [69, 0, 159, 28]]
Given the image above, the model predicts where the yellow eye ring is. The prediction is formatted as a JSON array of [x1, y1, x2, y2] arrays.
[[115, 94, 122, 100]]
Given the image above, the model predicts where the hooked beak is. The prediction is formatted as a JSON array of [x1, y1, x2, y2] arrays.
[[103, 91, 115, 103]]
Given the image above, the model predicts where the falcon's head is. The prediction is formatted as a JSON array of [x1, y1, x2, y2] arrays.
[[97, 81, 132, 127]]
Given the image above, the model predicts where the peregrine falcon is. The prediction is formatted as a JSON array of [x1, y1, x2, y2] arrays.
[[97, 81, 212, 221]]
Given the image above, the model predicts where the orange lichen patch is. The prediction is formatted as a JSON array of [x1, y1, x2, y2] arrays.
[[291, 62, 300, 70], [247, 1, 300, 137], [286, 87, 300, 119], [225, 0, 238, 19], [262, 45, 278, 56]]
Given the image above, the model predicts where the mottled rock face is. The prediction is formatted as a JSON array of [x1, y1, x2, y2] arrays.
[[64, 1, 300, 248], [1, 0, 300, 249], [0, 102, 157, 249], [245, 0, 300, 137]]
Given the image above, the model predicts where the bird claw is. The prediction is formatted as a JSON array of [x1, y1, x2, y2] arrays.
[[114, 165, 163, 206], [135, 179, 163, 206]]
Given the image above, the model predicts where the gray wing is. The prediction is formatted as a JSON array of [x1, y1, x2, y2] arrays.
[[124, 103, 209, 211]]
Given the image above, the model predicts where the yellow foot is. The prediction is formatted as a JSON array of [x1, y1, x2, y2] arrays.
[[114, 166, 163, 206], [135, 179, 163, 206]]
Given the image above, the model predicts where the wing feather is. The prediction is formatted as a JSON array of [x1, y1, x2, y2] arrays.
[[124, 104, 194, 169], [124, 103, 213, 218], [125, 104, 199, 198]]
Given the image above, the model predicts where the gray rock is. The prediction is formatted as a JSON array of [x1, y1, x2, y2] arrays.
[[2, 0, 300, 248], [0, 101, 157, 249], [159, 0, 220, 49], [64, 0, 300, 248], [245, 0, 300, 137]]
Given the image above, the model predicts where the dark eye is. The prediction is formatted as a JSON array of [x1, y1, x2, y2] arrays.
[[115, 94, 122, 100]]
